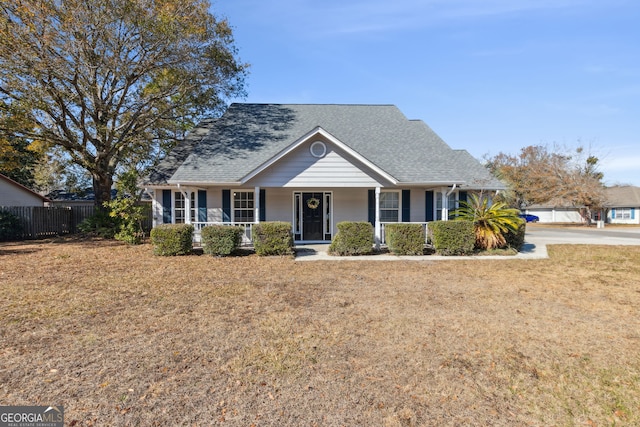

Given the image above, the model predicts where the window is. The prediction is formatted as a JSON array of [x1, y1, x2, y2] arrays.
[[614, 208, 632, 220], [233, 191, 254, 222], [436, 191, 459, 220], [380, 192, 399, 222], [175, 191, 195, 224]]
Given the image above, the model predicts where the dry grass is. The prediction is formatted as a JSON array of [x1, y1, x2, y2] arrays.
[[1, 238, 639, 426]]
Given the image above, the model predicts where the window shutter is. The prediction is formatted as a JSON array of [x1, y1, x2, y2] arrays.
[[368, 189, 375, 226], [611, 208, 616, 220], [259, 189, 266, 222], [632, 208, 636, 220], [459, 191, 467, 204], [425, 191, 434, 222], [402, 189, 410, 222], [162, 190, 172, 224], [222, 190, 231, 223], [197, 190, 207, 222]]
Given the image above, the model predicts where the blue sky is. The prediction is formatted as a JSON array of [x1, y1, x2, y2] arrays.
[[213, 0, 640, 186]]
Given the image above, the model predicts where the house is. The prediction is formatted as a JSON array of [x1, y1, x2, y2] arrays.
[[523, 199, 586, 224], [144, 104, 505, 244], [605, 186, 640, 225], [0, 173, 49, 207]]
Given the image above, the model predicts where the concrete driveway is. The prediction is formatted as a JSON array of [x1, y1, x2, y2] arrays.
[[526, 225, 640, 245]]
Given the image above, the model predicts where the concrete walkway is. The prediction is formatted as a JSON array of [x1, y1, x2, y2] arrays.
[[294, 241, 547, 262], [294, 226, 640, 262]]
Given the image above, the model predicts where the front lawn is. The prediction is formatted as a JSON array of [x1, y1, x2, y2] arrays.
[[1, 239, 639, 426]]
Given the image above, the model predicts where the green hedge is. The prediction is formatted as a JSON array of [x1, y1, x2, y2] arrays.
[[150, 224, 194, 256], [329, 221, 374, 256], [385, 223, 425, 255], [253, 222, 294, 256], [0, 210, 23, 241], [201, 225, 243, 256], [503, 220, 526, 250], [429, 221, 475, 256]]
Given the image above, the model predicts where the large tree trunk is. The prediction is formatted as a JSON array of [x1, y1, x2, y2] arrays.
[[92, 172, 113, 211]]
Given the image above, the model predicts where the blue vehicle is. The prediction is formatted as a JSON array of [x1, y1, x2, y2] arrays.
[[519, 213, 540, 223]]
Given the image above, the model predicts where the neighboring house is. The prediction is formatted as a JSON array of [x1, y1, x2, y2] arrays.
[[144, 104, 505, 244], [46, 188, 118, 207], [524, 186, 640, 225], [524, 199, 586, 224], [0, 173, 49, 207], [605, 185, 640, 225]]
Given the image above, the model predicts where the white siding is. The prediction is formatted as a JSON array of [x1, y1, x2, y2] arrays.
[[526, 208, 583, 223], [247, 140, 386, 188], [608, 207, 640, 225], [0, 179, 44, 206]]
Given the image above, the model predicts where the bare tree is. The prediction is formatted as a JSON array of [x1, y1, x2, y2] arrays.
[[0, 0, 247, 208], [486, 144, 606, 223]]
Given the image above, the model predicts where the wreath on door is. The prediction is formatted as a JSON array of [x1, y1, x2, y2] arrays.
[[306, 197, 320, 210]]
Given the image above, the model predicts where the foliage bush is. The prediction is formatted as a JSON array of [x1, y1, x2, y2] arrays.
[[453, 194, 523, 250], [150, 224, 194, 256], [201, 225, 243, 256], [429, 221, 475, 256], [329, 221, 374, 256], [503, 220, 526, 250], [0, 210, 23, 241], [253, 222, 294, 256], [78, 209, 119, 239], [105, 170, 148, 245], [385, 223, 425, 255]]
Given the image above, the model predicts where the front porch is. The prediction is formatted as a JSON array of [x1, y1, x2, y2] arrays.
[[152, 186, 466, 246], [191, 221, 432, 247]]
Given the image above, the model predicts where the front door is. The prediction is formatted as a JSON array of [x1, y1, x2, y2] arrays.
[[302, 192, 323, 241]]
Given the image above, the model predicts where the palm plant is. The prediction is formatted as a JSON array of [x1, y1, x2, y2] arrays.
[[453, 194, 524, 250]]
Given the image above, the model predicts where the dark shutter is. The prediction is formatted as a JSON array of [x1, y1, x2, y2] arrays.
[[162, 190, 172, 224], [368, 189, 375, 226], [402, 189, 410, 222], [222, 189, 231, 223], [259, 189, 266, 222], [197, 190, 207, 222], [459, 191, 467, 204], [425, 191, 434, 222]]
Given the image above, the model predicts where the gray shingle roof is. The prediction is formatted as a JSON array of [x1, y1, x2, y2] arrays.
[[605, 186, 640, 207], [145, 103, 504, 188]]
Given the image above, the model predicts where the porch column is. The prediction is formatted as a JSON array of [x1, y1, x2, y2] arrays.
[[254, 186, 260, 223], [179, 186, 192, 225], [441, 189, 448, 221], [374, 186, 381, 249]]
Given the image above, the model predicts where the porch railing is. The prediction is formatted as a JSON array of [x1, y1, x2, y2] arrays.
[[380, 222, 430, 245], [191, 222, 254, 246], [190, 221, 430, 247]]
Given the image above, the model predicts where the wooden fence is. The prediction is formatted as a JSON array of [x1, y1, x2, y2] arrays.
[[1, 206, 93, 239], [1, 205, 152, 240]]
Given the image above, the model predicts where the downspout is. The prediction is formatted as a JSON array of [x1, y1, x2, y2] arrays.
[[177, 183, 192, 225], [443, 184, 457, 221]]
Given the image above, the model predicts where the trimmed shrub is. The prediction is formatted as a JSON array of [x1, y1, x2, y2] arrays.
[[0, 210, 23, 241], [429, 221, 475, 256], [150, 224, 194, 256], [503, 220, 526, 251], [329, 221, 374, 256], [201, 225, 243, 256], [385, 223, 425, 255], [253, 222, 294, 256]]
